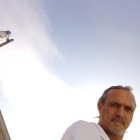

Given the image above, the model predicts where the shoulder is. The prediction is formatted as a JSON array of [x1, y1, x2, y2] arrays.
[[73, 120, 110, 140], [61, 120, 102, 140], [70, 120, 97, 129]]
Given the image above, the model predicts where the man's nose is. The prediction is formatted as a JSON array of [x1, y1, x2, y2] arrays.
[[117, 107, 125, 117]]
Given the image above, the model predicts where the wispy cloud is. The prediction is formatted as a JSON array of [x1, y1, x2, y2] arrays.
[[0, 47, 73, 140], [0, 0, 62, 65], [0, 1, 65, 140]]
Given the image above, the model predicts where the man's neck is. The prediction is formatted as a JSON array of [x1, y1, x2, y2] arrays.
[[107, 133, 124, 140], [98, 124, 124, 140]]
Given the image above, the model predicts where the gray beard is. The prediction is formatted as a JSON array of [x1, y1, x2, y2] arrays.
[[109, 127, 126, 136]]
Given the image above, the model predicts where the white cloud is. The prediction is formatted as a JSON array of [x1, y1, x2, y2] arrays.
[[0, 46, 105, 140], [0, 47, 72, 140], [0, 1, 64, 139], [0, 0, 62, 66]]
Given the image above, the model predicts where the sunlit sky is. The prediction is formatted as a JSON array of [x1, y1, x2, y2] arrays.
[[0, 0, 140, 140]]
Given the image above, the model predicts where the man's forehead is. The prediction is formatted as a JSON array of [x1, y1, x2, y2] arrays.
[[106, 89, 133, 98], [106, 89, 136, 107]]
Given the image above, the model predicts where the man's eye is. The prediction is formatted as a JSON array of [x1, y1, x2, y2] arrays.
[[125, 106, 133, 112]]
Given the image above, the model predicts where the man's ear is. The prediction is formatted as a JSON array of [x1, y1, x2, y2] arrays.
[[97, 101, 103, 114]]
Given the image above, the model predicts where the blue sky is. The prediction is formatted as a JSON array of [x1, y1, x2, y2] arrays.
[[41, 0, 140, 88], [0, 0, 140, 140]]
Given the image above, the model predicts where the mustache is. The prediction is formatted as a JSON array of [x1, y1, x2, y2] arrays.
[[111, 116, 125, 126]]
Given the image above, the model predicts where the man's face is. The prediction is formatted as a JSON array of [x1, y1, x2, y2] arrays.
[[98, 89, 136, 137]]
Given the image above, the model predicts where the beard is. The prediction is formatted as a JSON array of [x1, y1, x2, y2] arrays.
[[108, 116, 127, 136], [108, 125, 125, 136]]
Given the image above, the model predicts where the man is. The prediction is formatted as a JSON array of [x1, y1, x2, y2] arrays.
[[61, 85, 136, 140]]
